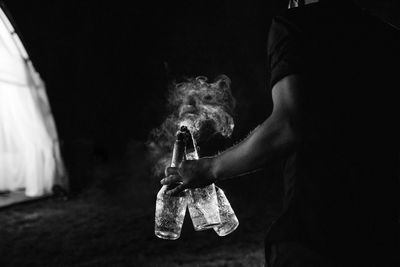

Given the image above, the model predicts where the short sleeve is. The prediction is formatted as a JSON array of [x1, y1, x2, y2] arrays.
[[267, 15, 307, 88]]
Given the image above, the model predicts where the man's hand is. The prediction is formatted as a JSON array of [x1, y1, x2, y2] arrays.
[[160, 157, 216, 196]]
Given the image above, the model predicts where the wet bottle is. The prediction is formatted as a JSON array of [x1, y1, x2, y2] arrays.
[[213, 186, 239, 236], [183, 128, 238, 235], [183, 128, 221, 231], [186, 152, 221, 231], [154, 128, 188, 240]]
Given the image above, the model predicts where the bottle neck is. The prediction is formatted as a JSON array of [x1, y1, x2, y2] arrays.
[[171, 140, 186, 167]]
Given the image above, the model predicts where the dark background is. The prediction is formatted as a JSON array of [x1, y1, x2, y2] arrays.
[[0, 1, 399, 266], [2, 1, 275, 151], [2, 0, 399, 153]]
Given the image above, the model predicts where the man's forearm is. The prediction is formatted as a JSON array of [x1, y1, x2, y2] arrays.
[[211, 113, 298, 181], [210, 75, 303, 181]]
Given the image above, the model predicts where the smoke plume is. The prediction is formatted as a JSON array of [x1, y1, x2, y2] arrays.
[[147, 75, 236, 178]]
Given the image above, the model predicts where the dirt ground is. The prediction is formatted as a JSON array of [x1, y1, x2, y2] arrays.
[[0, 143, 282, 267]]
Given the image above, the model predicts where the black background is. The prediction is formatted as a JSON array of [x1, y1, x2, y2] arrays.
[[2, 1, 275, 151], [2, 0, 399, 153]]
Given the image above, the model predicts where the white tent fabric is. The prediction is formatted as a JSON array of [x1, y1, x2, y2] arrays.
[[0, 6, 67, 197]]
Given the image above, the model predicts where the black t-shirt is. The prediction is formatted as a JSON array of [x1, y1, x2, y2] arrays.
[[266, 2, 399, 263]]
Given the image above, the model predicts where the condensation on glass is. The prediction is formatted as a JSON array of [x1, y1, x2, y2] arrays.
[[154, 129, 188, 240]]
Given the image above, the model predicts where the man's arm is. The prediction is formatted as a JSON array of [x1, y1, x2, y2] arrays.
[[162, 74, 304, 195]]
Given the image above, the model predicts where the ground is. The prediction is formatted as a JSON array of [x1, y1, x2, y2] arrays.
[[0, 142, 282, 267]]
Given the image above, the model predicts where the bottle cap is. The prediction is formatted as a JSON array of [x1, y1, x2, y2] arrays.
[[176, 126, 191, 143]]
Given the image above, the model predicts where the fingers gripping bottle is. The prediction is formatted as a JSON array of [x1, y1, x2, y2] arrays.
[[183, 128, 221, 231], [154, 128, 188, 240]]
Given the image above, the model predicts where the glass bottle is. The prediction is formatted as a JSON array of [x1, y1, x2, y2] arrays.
[[188, 183, 221, 231], [184, 131, 221, 231], [154, 129, 188, 240], [213, 186, 239, 236]]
